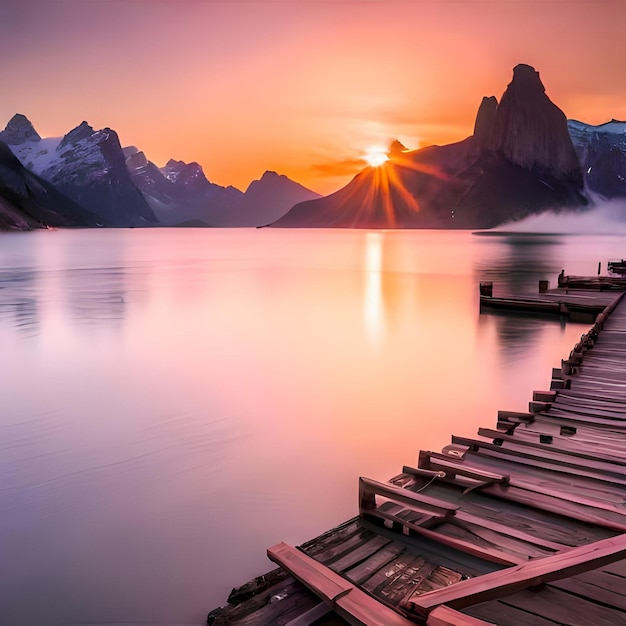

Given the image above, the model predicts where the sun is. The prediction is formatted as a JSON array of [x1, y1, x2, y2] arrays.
[[363, 147, 389, 167]]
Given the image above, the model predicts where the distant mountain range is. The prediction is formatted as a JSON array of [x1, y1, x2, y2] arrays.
[[274, 64, 612, 229], [0, 64, 625, 231], [0, 115, 320, 230]]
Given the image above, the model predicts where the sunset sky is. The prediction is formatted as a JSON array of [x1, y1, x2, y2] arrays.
[[1, 0, 625, 195]]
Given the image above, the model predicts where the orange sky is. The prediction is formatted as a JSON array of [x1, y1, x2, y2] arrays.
[[1, 0, 625, 195]]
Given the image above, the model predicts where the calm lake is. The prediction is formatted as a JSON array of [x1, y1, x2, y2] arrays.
[[1, 227, 623, 625]]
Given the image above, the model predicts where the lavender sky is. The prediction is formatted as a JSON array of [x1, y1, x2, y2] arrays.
[[1, 0, 624, 194]]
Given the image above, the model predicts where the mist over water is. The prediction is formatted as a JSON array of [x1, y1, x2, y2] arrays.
[[0, 228, 623, 625], [496, 197, 626, 235]]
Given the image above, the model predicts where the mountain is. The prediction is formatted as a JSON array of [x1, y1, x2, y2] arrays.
[[489, 64, 582, 178], [273, 64, 587, 229], [124, 149, 242, 226], [5, 115, 157, 227], [0, 139, 103, 230], [209, 171, 322, 227], [568, 119, 626, 198], [125, 149, 319, 227]]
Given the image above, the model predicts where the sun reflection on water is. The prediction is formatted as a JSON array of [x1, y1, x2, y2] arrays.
[[364, 231, 384, 345]]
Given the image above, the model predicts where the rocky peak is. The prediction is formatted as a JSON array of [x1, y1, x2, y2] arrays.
[[388, 139, 408, 158], [58, 121, 95, 149], [260, 170, 280, 180], [1, 114, 41, 145], [125, 150, 149, 171], [162, 159, 207, 186], [471, 96, 498, 156], [490, 64, 582, 179]]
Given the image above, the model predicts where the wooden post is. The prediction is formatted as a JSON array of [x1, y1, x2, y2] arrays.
[[479, 281, 493, 297]]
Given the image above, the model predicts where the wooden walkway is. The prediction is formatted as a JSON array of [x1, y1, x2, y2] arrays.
[[479, 279, 623, 322], [208, 283, 626, 626]]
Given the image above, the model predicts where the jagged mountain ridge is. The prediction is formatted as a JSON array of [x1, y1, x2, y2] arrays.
[[568, 119, 626, 198], [124, 148, 243, 226], [1, 113, 321, 229], [125, 146, 320, 227], [274, 64, 588, 229], [0, 139, 103, 230], [2, 69, 624, 232], [4, 115, 157, 227]]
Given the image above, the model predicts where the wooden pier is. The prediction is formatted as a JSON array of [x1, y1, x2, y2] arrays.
[[478, 276, 624, 322], [208, 279, 626, 626]]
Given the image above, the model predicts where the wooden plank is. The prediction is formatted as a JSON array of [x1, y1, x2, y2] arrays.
[[335, 588, 417, 626], [267, 542, 414, 626], [408, 533, 626, 616], [427, 605, 494, 625], [423, 449, 626, 503], [359, 476, 459, 516], [549, 576, 626, 611], [398, 521, 524, 566], [267, 542, 353, 602], [452, 435, 626, 478], [343, 544, 406, 585], [434, 521, 555, 560], [375, 556, 435, 604], [452, 442, 626, 491], [602, 559, 626, 577], [418, 452, 509, 484], [477, 427, 626, 465], [284, 602, 333, 626], [311, 529, 375, 565], [301, 520, 362, 557], [501, 586, 626, 626], [327, 535, 392, 573], [362, 552, 422, 594], [423, 483, 614, 547], [452, 510, 570, 552], [267, 542, 418, 625], [463, 599, 564, 625]]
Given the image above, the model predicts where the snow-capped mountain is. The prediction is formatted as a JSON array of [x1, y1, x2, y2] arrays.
[[124, 148, 242, 226], [124, 147, 319, 227], [0, 138, 103, 230], [3, 115, 157, 227], [568, 119, 626, 198]]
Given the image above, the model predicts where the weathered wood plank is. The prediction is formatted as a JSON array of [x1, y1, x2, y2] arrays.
[[422, 450, 626, 516], [500, 586, 626, 626], [423, 483, 613, 547], [452, 435, 626, 477], [359, 476, 459, 516], [427, 605, 495, 625], [343, 544, 406, 585], [311, 529, 376, 566], [409, 533, 626, 616], [435, 520, 555, 560], [268, 542, 353, 602], [327, 535, 392, 573], [549, 575, 626, 611], [267, 542, 418, 625], [477, 427, 626, 465], [463, 599, 563, 625], [283, 601, 333, 626]]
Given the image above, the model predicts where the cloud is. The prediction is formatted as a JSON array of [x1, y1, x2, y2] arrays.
[[310, 157, 368, 178]]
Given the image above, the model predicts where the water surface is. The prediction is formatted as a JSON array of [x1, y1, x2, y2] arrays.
[[0, 228, 621, 625]]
